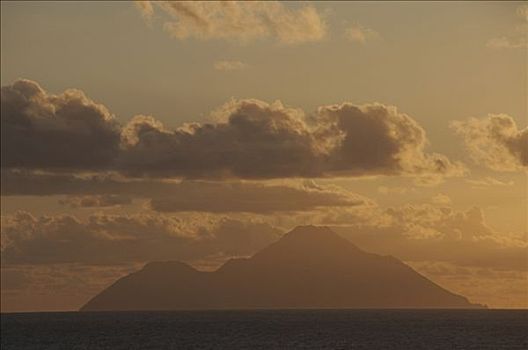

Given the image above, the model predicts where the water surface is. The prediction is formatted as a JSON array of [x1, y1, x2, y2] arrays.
[[2, 309, 526, 349]]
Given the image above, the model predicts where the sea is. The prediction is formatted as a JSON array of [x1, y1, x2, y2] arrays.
[[1, 309, 527, 349]]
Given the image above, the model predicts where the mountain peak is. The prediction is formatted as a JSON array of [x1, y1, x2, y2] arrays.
[[251, 225, 362, 263], [279, 225, 358, 250], [283, 225, 336, 238], [142, 261, 196, 273], [81, 226, 484, 311]]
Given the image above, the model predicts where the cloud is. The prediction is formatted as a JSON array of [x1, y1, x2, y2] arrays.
[[408, 261, 528, 308], [121, 100, 465, 180], [6, 202, 523, 270], [58, 195, 133, 208], [377, 186, 409, 195], [1, 79, 121, 171], [2, 80, 463, 182], [517, 4, 528, 22], [431, 193, 451, 205], [149, 180, 368, 213], [486, 5, 527, 49], [1, 264, 140, 312], [214, 60, 248, 71], [316, 103, 466, 181], [135, 1, 154, 20], [1, 268, 32, 291], [136, 1, 326, 45], [1, 212, 280, 265], [1, 171, 368, 214], [344, 23, 380, 44], [466, 177, 514, 188], [451, 114, 527, 171], [2, 203, 527, 310], [270, 204, 527, 271], [486, 36, 527, 49], [0, 170, 133, 196]]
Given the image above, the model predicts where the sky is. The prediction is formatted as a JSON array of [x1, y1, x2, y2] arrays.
[[1, 1, 527, 311]]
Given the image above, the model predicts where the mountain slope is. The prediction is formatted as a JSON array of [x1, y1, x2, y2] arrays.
[[81, 226, 484, 311]]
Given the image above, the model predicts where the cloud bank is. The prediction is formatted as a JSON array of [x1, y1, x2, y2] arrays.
[[1, 212, 279, 265], [2, 79, 464, 182], [2, 203, 525, 309], [2, 204, 525, 272]]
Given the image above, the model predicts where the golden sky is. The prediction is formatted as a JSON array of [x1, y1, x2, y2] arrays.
[[1, 1, 527, 311]]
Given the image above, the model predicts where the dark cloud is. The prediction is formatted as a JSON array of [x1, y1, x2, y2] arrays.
[[118, 104, 323, 178], [318, 103, 462, 178], [2, 171, 367, 214], [149, 180, 366, 213], [2, 80, 463, 181], [0, 170, 127, 196], [1, 80, 121, 171], [120, 100, 464, 180], [451, 114, 527, 171]]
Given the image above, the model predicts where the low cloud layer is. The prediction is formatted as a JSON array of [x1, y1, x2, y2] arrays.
[[2, 79, 464, 182], [58, 194, 133, 208], [451, 114, 527, 171], [1, 264, 140, 312], [2, 204, 526, 310], [136, 1, 326, 45], [270, 203, 527, 272], [1, 171, 367, 214], [408, 261, 528, 308], [148, 180, 367, 213], [2, 203, 525, 272], [1, 212, 279, 265]]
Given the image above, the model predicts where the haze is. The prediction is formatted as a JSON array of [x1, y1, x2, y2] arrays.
[[1, 1, 526, 312]]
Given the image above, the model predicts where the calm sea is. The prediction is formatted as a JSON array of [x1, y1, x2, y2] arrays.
[[1, 310, 527, 349]]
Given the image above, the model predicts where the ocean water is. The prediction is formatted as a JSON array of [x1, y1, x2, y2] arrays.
[[1, 310, 527, 349]]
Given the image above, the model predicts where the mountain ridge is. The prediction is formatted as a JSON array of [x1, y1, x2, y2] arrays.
[[81, 225, 485, 311]]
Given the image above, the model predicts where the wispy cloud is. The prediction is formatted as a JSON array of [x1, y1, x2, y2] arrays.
[[486, 5, 527, 49], [451, 114, 527, 172], [431, 193, 451, 205], [377, 186, 409, 195], [213, 60, 248, 71], [344, 23, 380, 44], [135, 1, 326, 45], [486, 36, 527, 50], [466, 177, 514, 188]]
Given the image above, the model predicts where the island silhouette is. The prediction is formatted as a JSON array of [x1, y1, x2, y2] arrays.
[[81, 226, 484, 311]]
